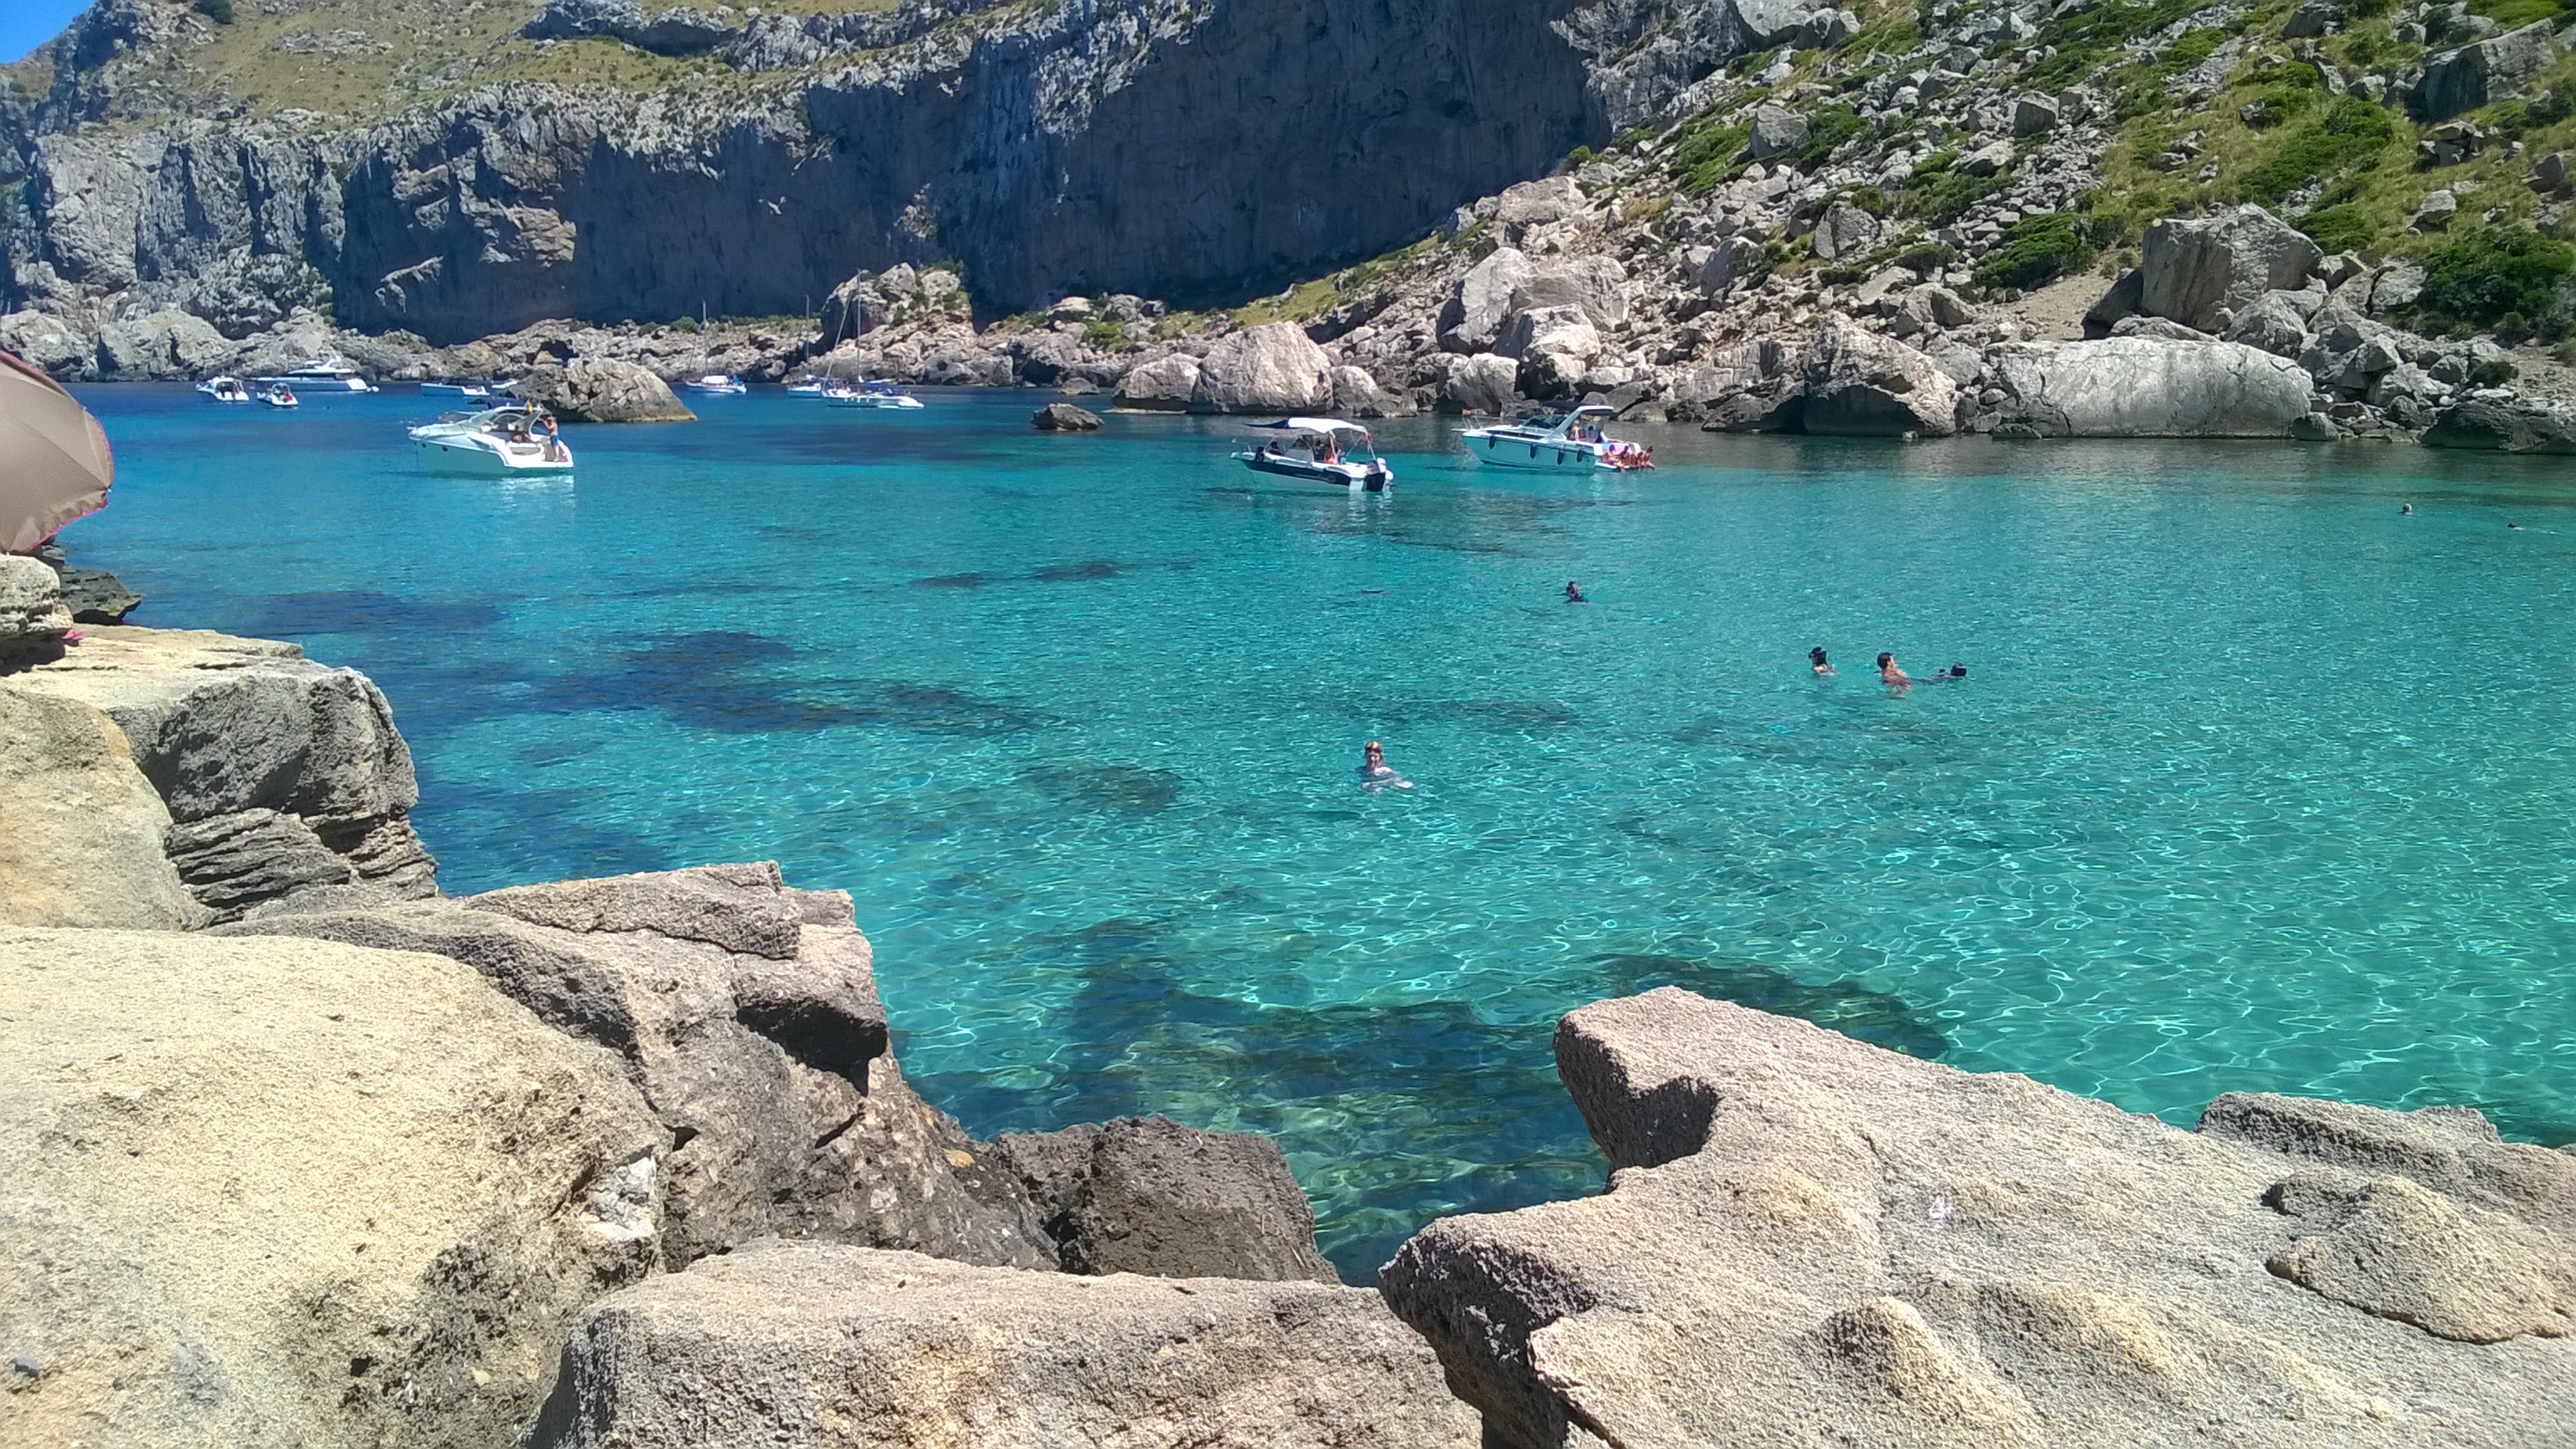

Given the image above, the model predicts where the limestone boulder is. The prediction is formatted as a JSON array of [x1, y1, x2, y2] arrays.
[[1493, 175, 1583, 240], [1438, 247, 1538, 353], [0, 926, 665, 1449], [2221, 291, 2315, 357], [2139, 205, 2324, 332], [1991, 338, 2314, 437], [34, 543, 144, 624], [527, 1241, 1478, 1449], [1748, 102, 1810, 160], [1800, 314, 1958, 436], [1379, 989, 2576, 1449], [1033, 402, 1104, 430], [0, 688, 204, 930], [992, 1114, 1339, 1282], [1436, 352, 1519, 415], [2423, 396, 2576, 452], [1330, 365, 1414, 418], [6, 626, 438, 917], [217, 862, 1056, 1270], [512, 357, 697, 423], [1810, 199, 1882, 261], [1114, 351, 1201, 410], [2414, 21, 2559, 122], [1496, 304, 1604, 398], [1192, 324, 1334, 413], [1694, 236, 1766, 297], [93, 309, 236, 381], [0, 553, 71, 670], [1513, 253, 1629, 330], [0, 309, 96, 377]]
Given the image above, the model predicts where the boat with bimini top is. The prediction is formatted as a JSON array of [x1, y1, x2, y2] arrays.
[[687, 373, 749, 395], [824, 379, 926, 409], [251, 354, 375, 393], [1460, 403, 1651, 471], [196, 376, 252, 403], [408, 406, 574, 475], [1233, 418, 1394, 491]]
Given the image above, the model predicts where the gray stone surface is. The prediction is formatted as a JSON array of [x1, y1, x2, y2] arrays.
[[993, 1114, 1340, 1282], [1439, 247, 1540, 353], [0, 555, 71, 671], [2139, 205, 2324, 333], [2422, 396, 2576, 452], [1379, 988, 2576, 1449], [0, 925, 664, 1449], [1800, 314, 1959, 436], [1438, 352, 1520, 415], [33, 543, 144, 624], [1033, 401, 1104, 429], [1190, 323, 1334, 413], [0, 687, 203, 930], [1992, 337, 2314, 437], [527, 1240, 1478, 1449], [2414, 21, 2559, 122], [1114, 351, 1202, 410], [216, 863, 1052, 1271], [161, 807, 356, 920], [511, 358, 697, 423]]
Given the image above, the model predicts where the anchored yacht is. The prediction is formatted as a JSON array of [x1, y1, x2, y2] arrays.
[[1461, 404, 1652, 472], [251, 354, 375, 393], [1232, 418, 1393, 491], [409, 407, 574, 475]]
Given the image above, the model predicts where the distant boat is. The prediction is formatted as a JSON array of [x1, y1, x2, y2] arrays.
[[250, 354, 374, 393], [422, 380, 496, 400], [823, 379, 924, 408], [1232, 418, 1393, 491], [687, 373, 748, 395], [1461, 403, 1652, 472], [261, 384, 299, 408], [409, 406, 574, 475], [785, 377, 827, 395], [196, 376, 252, 403]]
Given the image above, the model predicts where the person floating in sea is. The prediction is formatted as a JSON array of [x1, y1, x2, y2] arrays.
[[2402, 502, 2414, 515], [1810, 647, 1836, 678], [1358, 740, 1414, 792], [1878, 652, 1913, 694], [1566, 581, 1588, 604]]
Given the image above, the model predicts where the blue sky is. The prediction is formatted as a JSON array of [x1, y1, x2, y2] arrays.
[[6, 0, 91, 65]]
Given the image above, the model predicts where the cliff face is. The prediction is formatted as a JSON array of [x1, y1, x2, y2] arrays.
[[3, 0, 1607, 340]]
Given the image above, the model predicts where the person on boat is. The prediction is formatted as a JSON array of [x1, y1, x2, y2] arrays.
[[1877, 652, 1912, 693], [1566, 581, 1588, 604], [1810, 647, 1835, 678], [1359, 740, 1413, 792]]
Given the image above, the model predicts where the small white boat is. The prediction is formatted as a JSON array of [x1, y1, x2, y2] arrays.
[[261, 384, 300, 409], [824, 379, 924, 409], [422, 380, 495, 400], [408, 406, 574, 475], [687, 373, 748, 395], [197, 376, 252, 403], [785, 377, 827, 395], [1461, 403, 1653, 472], [252, 353, 375, 393], [1232, 418, 1393, 491]]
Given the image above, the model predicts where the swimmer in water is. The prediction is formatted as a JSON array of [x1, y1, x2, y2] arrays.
[[1878, 652, 1913, 694], [1358, 740, 1414, 792], [2402, 503, 2414, 515], [1566, 581, 1588, 603], [2510, 522, 2525, 530], [1810, 647, 1836, 678]]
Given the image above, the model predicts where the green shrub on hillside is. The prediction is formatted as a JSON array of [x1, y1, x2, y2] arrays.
[[2417, 227, 2576, 338], [1668, 117, 1752, 195], [192, 0, 233, 21], [2296, 203, 2378, 255], [2241, 96, 2398, 205], [1787, 106, 1869, 172], [1972, 213, 2097, 289]]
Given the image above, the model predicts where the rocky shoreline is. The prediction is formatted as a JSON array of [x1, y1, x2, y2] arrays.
[[6, 547, 2573, 1447]]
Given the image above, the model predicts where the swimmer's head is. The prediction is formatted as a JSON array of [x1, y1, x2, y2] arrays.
[[1877, 652, 1894, 669], [1946, 662, 1967, 678], [1810, 647, 1829, 666]]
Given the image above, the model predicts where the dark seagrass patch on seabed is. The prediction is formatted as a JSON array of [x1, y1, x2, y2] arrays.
[[240, 589, 506, 639], [522, 631, 1054, 735], [1020, 764, 1187, 813], [1591, 953, 1950, 1061]]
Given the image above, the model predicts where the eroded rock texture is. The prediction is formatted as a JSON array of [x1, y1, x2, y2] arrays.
[[1381, 988, 2576, 1449]]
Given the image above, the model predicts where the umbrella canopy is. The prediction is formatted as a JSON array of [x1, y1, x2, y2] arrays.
[[0, 348, 113, 555]]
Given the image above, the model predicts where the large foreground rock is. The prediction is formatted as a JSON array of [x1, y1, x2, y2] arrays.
[[0, 927, 665, 1449], [511, 357, 697, 423], [1990, 337, 2314, 437], [2137, 205, 2324, 333], [217, 862, 1056, 1270], [527, 1240, 1478, 1449], [0, 554, 71, 670], [7, 626, 438, 917], [1192, 322, 1335, 413], [1380, 989, 2576, 1449], [1694, 319, 1956, 436], [994, 1114, 1340, 1281], [0, 688, 204, 929]]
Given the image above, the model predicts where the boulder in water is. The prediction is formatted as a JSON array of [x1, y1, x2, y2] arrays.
[[513, 357, 697, 423]]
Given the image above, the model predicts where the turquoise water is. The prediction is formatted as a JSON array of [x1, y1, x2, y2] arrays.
[[65, 384, 2576, 1278]]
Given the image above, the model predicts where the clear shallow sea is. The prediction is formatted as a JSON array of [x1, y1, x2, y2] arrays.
[[65, 383, 2576, 1278]]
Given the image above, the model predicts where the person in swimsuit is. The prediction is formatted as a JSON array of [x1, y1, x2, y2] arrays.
[[1810, 647, 1835, 678], [1358, 740, 1413, 792], [1877, 652, 1912, 693], [1566, 581, 1588, 604]]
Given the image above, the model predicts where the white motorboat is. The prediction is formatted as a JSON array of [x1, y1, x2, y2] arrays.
[[824, 379, 924, 409], [197, 376, 252, 403], [785, 377, 827, 395], [408, 406, 574, 475], [1461, 403, 1653, 472], [687, 373, 748, 395], [422, 380, 496, 400], [261, 383, 300, 409], [1231, 418, 1393, 491], [252, 353, 375, 393]]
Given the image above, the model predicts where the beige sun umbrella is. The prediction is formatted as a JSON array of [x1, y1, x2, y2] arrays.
[[0, 348, 113, 555]]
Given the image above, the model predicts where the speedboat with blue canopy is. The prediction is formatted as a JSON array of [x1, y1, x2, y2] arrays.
[[1233, 418, 1393, 491]]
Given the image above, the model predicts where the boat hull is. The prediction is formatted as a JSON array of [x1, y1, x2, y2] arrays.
[[1238, 452, 1391, 491], [1461, 431, 1610, 472], [413, 437, 574, 475]]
